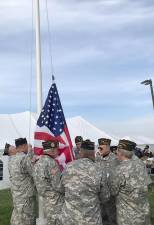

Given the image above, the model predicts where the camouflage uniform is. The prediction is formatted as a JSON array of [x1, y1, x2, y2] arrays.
[[96, 151, 119, 171], [8, 152, 36, 225], [109, 159, 151, 225], [132, 154, 152, 193], [95, 151, 102, 163], [96, 152, 119, 225], [33, 154, 63, 225], [58, 158, 110, 225]]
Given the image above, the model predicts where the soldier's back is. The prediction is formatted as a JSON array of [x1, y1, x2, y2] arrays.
[[114, 160, 151, 225], [33, 155, 61, 197], [33, 155, 63, 225], [9, 152, 35, 200], [61, 158, 103, 225], [9, 152, 36, 225]]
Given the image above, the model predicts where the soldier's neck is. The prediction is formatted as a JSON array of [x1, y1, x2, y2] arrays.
[[102, 151, 110, 158], [44, 153, 54, 159]]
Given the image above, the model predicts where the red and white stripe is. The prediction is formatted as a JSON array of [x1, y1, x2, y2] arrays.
[[34, 124, 74, 171]]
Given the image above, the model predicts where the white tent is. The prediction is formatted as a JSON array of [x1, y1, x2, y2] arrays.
[[122, 136, 154, 145], [0, 111, 36, 149], [67, 116, 118, 145], [0, 111, 118, 150]]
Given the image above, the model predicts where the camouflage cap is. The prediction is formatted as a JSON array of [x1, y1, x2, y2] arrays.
[[144, 145, 149, 149], [118, 139, 136, 152], [42, 140, 59, 150], [3, 143, 10, 156], [15, 138, 27, 148], [85, 139, 91, 142], [98, 138, 111, 146], [75, 136, 83, 144], [81, 140, 95, 151]]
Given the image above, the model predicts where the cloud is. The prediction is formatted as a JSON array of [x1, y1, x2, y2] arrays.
[[97, 114, 154, 141], [0, 0, 154, 139]]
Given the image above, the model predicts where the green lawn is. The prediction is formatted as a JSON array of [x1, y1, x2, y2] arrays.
[[0, 189, 13, 225], [149, 191, 154, 224], [0, 189, 154, 225]]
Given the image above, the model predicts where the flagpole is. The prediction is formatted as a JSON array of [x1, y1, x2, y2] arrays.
[[35, 0, 43, 113], [34, 0, 46, 224]]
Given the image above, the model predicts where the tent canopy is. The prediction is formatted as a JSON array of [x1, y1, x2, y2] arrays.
[[0, 111, 118, 149], [0, 111, 153, 149]]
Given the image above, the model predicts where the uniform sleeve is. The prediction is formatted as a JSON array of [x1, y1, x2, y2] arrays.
[[52, 166, 67, 194], [20, 154, 34, 176], [99, 170, 110, 204], [48, 162, 63, 193], [109, 168, 126, 196], [34, 161, 51, 194]]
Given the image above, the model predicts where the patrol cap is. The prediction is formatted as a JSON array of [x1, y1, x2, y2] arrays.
[[3, 143, 10, 156], [144, 145, 149, 149], [81, 140, 95, 151], [98, 138, 111, 146], [118, 139, 136, 152], [85, 139, 91, 142], [75, 136, 83, 144], [15, 138, 27, 148], [42, 140, 59, 151]]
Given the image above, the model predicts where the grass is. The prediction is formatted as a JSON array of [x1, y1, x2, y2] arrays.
[[0, 189, 13, 225], [149, 191, 154, 224], [0, 189, 154, 225]]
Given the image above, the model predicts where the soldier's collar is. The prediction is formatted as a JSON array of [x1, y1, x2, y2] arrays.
[[103, 152, 110, 158], [44, 153, 54, 159]]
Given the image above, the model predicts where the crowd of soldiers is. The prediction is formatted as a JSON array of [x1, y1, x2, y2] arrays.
[[3, 136, 152, 225]]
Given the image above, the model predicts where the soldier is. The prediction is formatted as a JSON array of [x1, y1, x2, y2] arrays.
[[109, 139, 151, 225], [33, 140, 63, 225], [74, 136, 83, 159], [3, 143, 16, 156], [9, 138, 36, 225], [58, 139, 110, 225], [96, 138, 118, 225], [130, 141, 152, 191], [96, 138, 118, 168], [142, 145, 153, 158]]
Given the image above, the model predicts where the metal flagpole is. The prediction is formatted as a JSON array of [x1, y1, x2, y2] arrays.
[[34, 0, 47, 224], [35, 0, 43, 113]]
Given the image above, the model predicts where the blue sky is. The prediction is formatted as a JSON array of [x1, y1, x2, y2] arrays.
[[0, 0, 154, 138]]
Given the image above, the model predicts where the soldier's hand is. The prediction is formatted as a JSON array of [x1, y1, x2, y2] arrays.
[[28, 144, 33, 151], [51, 168, 59, 176]]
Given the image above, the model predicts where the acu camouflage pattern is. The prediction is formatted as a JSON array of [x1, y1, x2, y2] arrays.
[[33, 155, 64, 225], [109, 159, 151, 225], [132, 154, 152, 186], [118, 139, 136, 151], [96, 152, 119, 225], [8, 152, 36, 225], [58, 158, 110, 225], [95, 151, 118, 169]]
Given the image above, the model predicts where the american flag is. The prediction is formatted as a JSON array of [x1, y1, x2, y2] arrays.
[[34, 82, 74, 170]]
